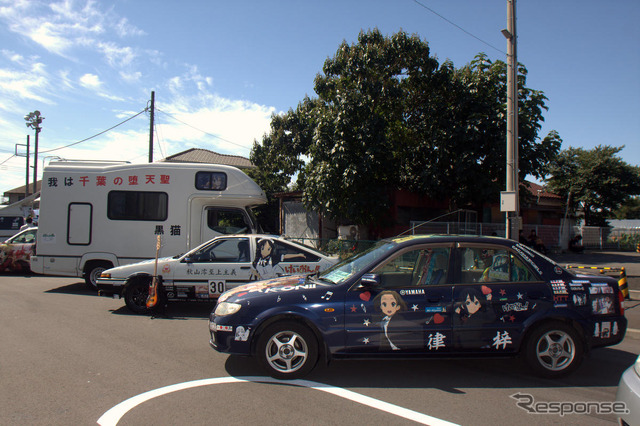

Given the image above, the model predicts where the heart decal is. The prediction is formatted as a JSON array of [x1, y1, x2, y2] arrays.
[[359, 291, 371, 302], [433, 313, 445, 324]]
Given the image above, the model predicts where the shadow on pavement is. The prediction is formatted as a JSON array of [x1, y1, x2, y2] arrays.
[[108, 301, 213, 320], [224, 346, 637, 392], [45, 281, 97, 296]]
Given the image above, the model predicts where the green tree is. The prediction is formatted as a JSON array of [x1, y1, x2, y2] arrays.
[[545, 145, 640, 226], [251, 29, 561, 226], [400, 54, 561, 208], [614, 197, 640, 219], [247, 97, 318, 231]]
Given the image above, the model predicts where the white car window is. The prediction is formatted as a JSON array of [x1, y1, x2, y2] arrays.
[[190, 238, 249, 263]]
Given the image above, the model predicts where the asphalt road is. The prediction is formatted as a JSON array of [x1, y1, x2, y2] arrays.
[[1, 274, 639, 426]]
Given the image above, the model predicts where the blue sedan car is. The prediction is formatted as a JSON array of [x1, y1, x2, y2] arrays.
[[209, 235, 627, 379]]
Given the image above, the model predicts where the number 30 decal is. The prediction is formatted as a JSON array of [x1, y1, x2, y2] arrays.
[[208, 280, 225, 294]]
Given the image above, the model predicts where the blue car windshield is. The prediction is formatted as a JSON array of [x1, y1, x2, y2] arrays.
[[318, 240, 397, 285]]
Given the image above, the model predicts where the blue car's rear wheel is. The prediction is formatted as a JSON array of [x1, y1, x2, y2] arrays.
[[257, 321, 318, 379], [524, 321, 583, 377]]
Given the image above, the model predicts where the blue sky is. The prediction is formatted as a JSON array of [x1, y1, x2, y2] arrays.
[[1, 0, 638, 199]]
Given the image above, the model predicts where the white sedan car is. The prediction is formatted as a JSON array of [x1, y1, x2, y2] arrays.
[[97, 234, 338, 314], [616, 354, 640, 425]]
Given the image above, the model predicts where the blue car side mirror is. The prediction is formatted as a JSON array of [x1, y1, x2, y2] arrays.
[[361, 274, 380, 287]]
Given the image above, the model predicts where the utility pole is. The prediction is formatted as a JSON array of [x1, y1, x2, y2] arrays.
[[25, 135, 30, 198], [500, 0, 519, 239], [148, 91, 155, 163], [25, 110, 44, 195]]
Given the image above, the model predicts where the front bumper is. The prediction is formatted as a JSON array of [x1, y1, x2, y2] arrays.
[[208, 315, 252, 355], [96, 278, 126, 298]]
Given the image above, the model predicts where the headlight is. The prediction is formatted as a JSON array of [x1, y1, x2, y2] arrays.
[[633, 355, 640, 377], [214, 302, 242, 316]]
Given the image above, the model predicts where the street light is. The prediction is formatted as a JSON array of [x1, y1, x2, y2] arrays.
[[25, 110, 44, 195]]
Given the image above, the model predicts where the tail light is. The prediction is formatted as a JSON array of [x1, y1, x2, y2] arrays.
[[618, 290, 625, 316]]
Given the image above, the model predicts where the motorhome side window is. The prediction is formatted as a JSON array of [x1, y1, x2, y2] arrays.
[[0, 216, 23, 230], [107, 191, 168, 221], [206, 208, 250, 234], [196, 172, 227, 191]]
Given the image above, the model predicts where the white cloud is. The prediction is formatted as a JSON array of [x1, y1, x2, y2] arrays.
[[29, 21, 74, 55], [79, 73, 102, 89], [0, 62, 53, 109], [119, 71, 141, 83], [97, 41, 136, 68], [0, 0, 144, 70], [114, 17, 145, 38], [78, 73, 125, 101], [156, 97, 275, 157]]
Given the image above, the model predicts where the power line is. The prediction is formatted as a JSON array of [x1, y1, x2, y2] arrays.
[[156, 108, 250, 150], [412, 0, 506, 55], [39, 108, 148, 154], [0, 154, 16, 166], [153, 122, 165, 159]]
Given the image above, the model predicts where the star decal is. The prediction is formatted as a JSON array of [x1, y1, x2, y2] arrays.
[[499, 289, 507, 296], [517, 292, 523, 300], [412, 304, 419, 311], [363, 319, 370, 326], [363, 337, 370, 344], [350, 305, 357, 313]]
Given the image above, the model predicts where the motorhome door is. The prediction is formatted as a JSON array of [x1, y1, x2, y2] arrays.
[[68, 202, 92, 245], [200, 207, 252, 245]]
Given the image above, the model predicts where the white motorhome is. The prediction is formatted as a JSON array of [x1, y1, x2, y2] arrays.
[[30, 161, 266, 287]]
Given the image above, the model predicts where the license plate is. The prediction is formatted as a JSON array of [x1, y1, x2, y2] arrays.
[[208, 280, 226, 295]]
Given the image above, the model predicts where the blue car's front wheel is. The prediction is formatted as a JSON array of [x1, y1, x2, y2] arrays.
[[257, 321, 319, 379]]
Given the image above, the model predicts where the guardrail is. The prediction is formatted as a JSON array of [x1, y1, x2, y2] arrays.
[[565, 265, 629, 300]]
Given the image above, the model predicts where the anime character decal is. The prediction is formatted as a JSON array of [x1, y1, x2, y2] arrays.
[[250, 238, 310, 280], [372, 290, 424, 351], [250, 238, 285, 280], [0, 244, 34, 272], [454, 286, 495, 326]]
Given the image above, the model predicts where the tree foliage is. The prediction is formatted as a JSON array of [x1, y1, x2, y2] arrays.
[[545, 145, 640, 226], [251, 29, 561, 226], [614, 197, 640, 220]]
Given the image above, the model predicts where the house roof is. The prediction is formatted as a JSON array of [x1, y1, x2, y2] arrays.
[[524, 181, 561, 200], [3, 180, 42, 196], [161, 148, 253, 169]]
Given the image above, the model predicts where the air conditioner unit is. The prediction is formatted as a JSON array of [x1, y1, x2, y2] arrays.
[[338, 225, 359, 240]]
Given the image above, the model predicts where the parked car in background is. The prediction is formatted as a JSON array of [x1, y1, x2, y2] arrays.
[[97, 234, 338, 314], [209, 235, 627, 379], [616, 354, 640, 425], [0, 227, 37, 273]]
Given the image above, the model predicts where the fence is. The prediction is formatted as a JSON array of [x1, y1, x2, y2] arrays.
[[409, 221, 640, 251], [288, 223, 640, 257]]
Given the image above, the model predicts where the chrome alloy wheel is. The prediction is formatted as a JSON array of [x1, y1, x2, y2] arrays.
[[535, 329, 576, 371], [264, 330, 309, 374]]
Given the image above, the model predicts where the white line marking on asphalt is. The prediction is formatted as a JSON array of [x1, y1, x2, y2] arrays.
[[97, 376, 459, 426]]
